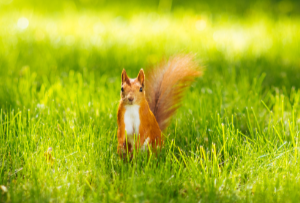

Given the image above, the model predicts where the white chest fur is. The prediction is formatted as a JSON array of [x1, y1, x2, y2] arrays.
[[124, 104, 140, 144]]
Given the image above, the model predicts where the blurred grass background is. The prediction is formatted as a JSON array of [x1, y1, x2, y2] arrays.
[[1, 0, 300, 109], [1, 0, 300, 202]]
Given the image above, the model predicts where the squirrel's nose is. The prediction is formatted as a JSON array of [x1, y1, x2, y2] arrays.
[[128, 97, 134, 102]]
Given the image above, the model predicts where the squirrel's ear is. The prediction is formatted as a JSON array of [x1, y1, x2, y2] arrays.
[[122, 69, 130, 84], [137, 69, 145, 87]]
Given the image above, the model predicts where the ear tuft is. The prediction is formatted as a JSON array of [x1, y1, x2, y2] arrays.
[[122, 69, 130, 84], [137, 69, 145, 87]]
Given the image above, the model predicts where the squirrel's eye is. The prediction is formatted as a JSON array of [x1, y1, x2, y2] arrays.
[[139, 87, 143, 92], [121, 87, 124, 92]]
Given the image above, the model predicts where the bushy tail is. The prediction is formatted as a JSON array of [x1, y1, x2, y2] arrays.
[[145, 54, 202, 131]]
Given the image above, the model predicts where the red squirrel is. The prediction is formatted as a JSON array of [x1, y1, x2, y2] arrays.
[[117, 55, 201, 158]]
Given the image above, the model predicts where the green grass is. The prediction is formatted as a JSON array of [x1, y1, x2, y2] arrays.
[[1, 2, 300, 202]]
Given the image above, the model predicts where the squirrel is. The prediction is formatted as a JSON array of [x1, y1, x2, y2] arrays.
[[117, 55, 202, 158]]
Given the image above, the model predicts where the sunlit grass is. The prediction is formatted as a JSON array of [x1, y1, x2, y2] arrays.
[[1, 5, 300, 202], [1, 10, 300, 62]]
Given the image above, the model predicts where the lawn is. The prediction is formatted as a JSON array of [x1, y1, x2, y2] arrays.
[[1, 0, 300, 202]]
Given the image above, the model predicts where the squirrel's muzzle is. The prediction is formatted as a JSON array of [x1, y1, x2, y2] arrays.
[[128, 97, 134, 102]]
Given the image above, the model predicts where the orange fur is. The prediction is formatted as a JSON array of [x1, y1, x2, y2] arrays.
[[117, 55, 201, 158], [145, 54, 202, 131]]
